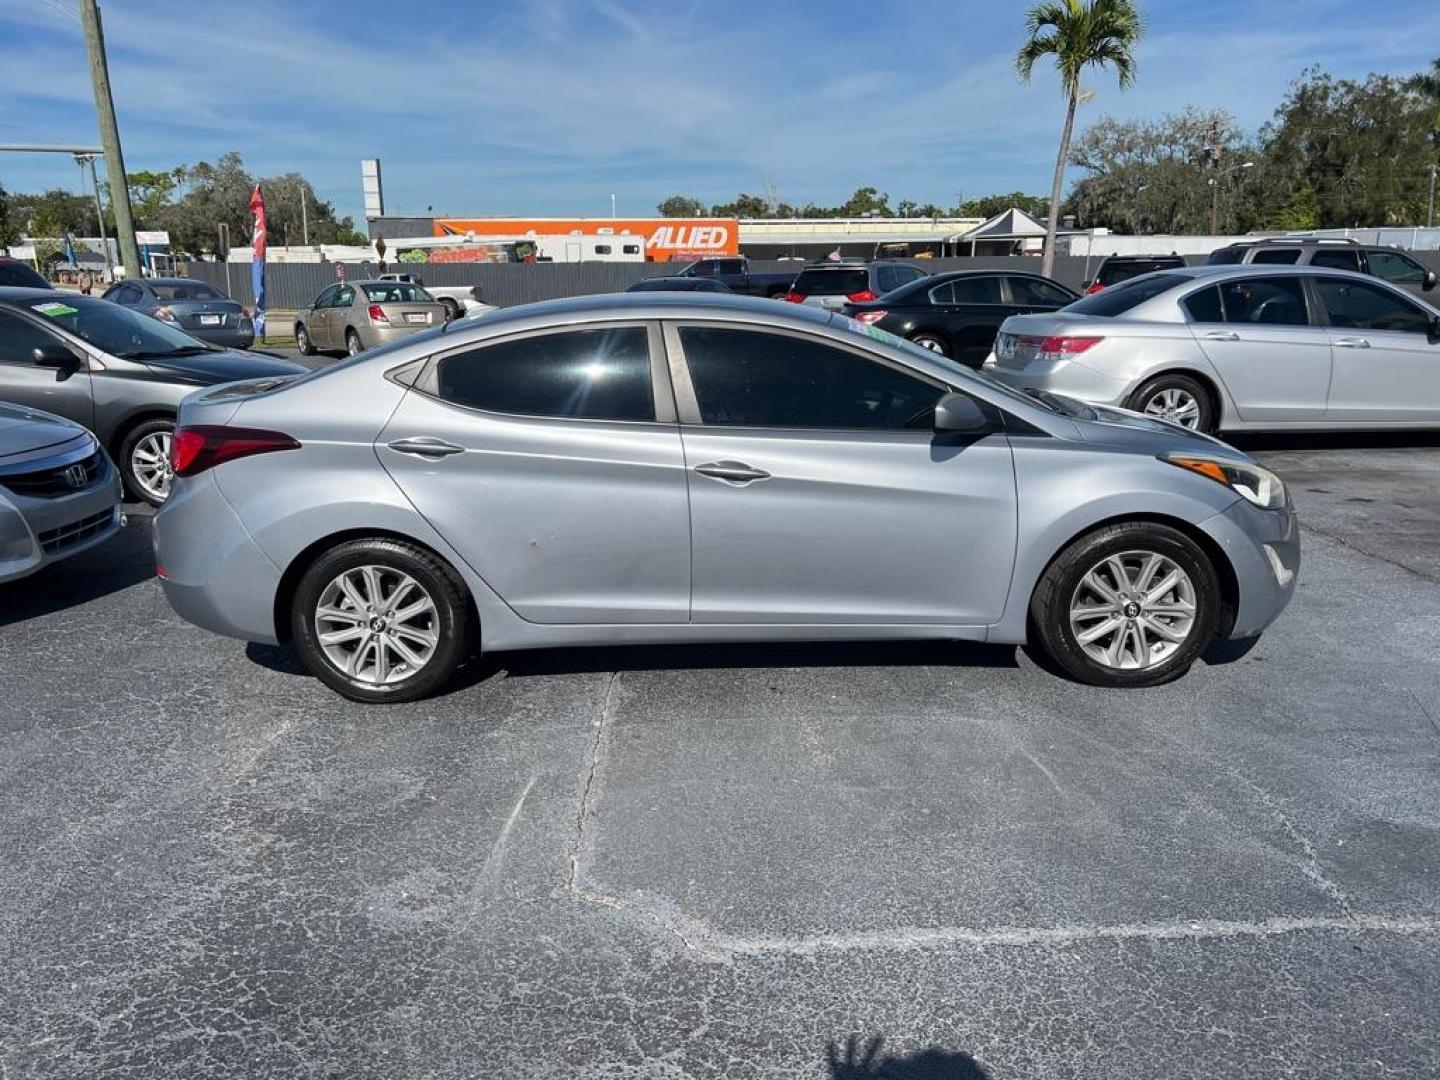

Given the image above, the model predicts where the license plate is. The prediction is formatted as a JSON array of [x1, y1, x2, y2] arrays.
[[405, 313, 428, 324], [198, 314, 222, 326]]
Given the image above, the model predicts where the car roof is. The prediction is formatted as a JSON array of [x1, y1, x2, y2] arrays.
[[443, 290, 838, 333], [1159, 263, 1389, 281], [145, 276, 213, 286], [1097, 254, 1186, 263], [0, 286, 77, 302]]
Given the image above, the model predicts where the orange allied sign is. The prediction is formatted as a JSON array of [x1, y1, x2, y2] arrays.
[[432, 218, 739, 262]]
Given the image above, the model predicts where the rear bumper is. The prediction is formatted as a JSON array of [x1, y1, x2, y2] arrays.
[[0, 458, 123, 584], [153, 471, 282, 644], [358, 322, 439, 349], [184, 321, 255, 350], [985, 358, 1132, 408], [1200, 498, 1301, 639]]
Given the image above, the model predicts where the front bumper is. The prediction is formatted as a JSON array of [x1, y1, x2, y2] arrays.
[[153, 470, 282, 643], [1200, 497, 1301, 639], [984, 357, 1132, 408], [0, 457, 124, 584]]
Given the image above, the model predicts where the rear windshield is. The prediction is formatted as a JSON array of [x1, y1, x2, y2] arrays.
[[151, 281, 224, 301], [1065, 274, 1187, 316], [792, 268, 868, 296], [1096, 258, 1185, 286], [362, 282, 432, 303], [0, 261, 51, 288]]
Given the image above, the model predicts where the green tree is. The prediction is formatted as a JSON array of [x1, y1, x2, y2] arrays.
[[840, 186, 892, 216], [1016, 0, 1142, 275], [14, 188, 98, 237], [657, 195, 707, 217], [954, 191, 1052, 219], [125, 169, 181, 229], [709, 192, 773, 217], [0, 184, 19, 248]]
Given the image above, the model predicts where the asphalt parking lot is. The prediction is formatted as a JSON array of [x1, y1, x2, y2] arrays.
[[2, 430, 1439, 1079]]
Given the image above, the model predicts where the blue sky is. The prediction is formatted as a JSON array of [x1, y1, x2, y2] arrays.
[[1, 0, 1437, 225]]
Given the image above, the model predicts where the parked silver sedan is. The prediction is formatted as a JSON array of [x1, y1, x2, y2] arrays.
[[155, 293, 1299, 703], [0, 402, 122, 584], [986, 264, 1440, 433], [295, 279, 446, 357]]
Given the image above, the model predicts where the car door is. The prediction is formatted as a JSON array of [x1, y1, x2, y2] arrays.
[[376, 322, 692, 623], [1184, 276, 1332, 422], [934, 275, 1008, 367], [0, 307, 95, 429], [1005, 275, 1077, 315], [666, 322, 1018, 625], [1313, 276, 1440, 423], [329, 286, 356, 347], [305, 285, 338, 348]]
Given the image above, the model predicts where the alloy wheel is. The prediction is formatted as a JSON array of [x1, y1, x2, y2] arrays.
[[1068, 550, 1197, 671], [1142, 387, 1202, 429], [131, 430, 173, 501], [314, 565, 439, 687]]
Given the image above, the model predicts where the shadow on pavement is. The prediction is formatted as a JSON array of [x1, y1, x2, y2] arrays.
[[827, 1035, 989, 1080], [1230, 430, 1440, 453], [0, 512, 155, 629]]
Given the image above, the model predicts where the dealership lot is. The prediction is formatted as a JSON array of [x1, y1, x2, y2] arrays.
[[1, 435, 1438, 1078]]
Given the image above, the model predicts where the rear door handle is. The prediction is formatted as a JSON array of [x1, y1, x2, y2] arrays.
[[1334, 337, 1371, 348], [695, 460, 771, 484], [386, 437, 465, 458], [1200, 330, 1240, 341]]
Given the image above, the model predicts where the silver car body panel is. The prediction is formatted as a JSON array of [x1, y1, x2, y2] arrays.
[[986, 264, 1440, 431], [154, 293, 1297, 654]]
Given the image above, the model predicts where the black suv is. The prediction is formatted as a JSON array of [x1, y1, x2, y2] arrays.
[[1086, 254, 1187, 293], [1205, 238, 1437, 297], [785, 259, 928, 311]]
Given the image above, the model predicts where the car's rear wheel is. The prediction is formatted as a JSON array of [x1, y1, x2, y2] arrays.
[[910, 332, 949, 356], [291, 539, 472, 703], [345, 329, 363, 356], [439, 297, 460, 322], [119, 418, 175, 505], [1128, 374, 1215, 433], [296, 323, 315, 356], [1029, 521, 1220, 688]]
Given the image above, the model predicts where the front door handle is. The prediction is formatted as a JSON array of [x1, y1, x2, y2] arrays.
[[695, 460, 771, 484], [1334, 337, 1371, 348], [1200, 330, 1240, 341], [386, 437, 465, 458]]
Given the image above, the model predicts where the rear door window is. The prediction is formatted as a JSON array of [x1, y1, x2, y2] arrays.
[[435, 326, 655, 421], [1217, 277, 1310, 326], [678, 326, 942, 429], [1007, 277, 1074, 306], [1310, 249, 1362, 272], [792, 268, 868, 297], [1316, 279, 1431, 333]]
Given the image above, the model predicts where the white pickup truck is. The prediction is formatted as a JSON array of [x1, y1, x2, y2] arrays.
[[378, 273, 496, 321]]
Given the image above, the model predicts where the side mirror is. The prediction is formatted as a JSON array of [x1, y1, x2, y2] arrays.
[[33, 344, 81, 369], [934, 392, 993, 435], [1424, 270, 1436, 292]]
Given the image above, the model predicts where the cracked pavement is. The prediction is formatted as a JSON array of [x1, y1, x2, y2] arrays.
[[1, 435, 1438, 1078]]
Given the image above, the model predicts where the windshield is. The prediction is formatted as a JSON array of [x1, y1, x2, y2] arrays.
[[151, 281, 225, 301], [1064, 273, 1187, 316], [27, 295, 212, 357], [363, 282, 433, 303], [842, 318, 1064, 415]]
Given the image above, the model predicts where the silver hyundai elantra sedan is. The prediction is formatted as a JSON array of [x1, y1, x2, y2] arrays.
[[154, 293, 1299, 703]]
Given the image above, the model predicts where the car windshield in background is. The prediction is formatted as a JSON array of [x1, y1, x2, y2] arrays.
[[26, 295, 210, 357], [150, 282, 224, 301], [363, 283, 432, 303], [793, 269, 868, 296], [1066, 274, 1188, 316]]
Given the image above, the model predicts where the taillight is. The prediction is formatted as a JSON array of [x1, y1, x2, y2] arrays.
[[368, 304, 390, 323], [1085, 283, 1104, 294], [853, 310, 887, 324], [784, 290, 805, 303], [1020, 335, 1104, 362], [153, 305, 176, 321], [170, 425, 301, 478], [846, 290, 878, 302]]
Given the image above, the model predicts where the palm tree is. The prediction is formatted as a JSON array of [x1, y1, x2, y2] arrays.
[[1016, 0, 1143, 277]]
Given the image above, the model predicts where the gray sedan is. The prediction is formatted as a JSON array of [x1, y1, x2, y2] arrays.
[[102, 276, 255, 350], [154, 293, 1299, 703], [295, 280, 446, 357], [0, 402, 122, 584], [987, 264, 1440, 433]]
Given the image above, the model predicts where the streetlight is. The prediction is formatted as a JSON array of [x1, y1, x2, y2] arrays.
[[610, 193, 617, 220], [1209, 161, 1254, 235]]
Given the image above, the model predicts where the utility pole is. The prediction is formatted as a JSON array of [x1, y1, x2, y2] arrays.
[[1429, 164, 1437, 229], [79, 0, 141, 278], [300, 181, 309, 245]]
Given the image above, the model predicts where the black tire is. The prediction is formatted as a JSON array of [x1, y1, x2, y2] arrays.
[[345, 329, 362, 356], [295, 323, 316, 356], [1126, 373, 1216, 434], [439, 297, 460, 322], [909, 332, 950, 357], [1029, 521, 1220, 688], [118, 417, 176, 506], [291, 538, 473, 704]]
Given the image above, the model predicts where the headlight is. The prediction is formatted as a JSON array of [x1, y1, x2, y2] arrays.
[[1160, 454, 1287, 510]]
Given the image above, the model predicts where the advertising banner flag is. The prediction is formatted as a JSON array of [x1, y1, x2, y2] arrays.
[[248, 184, 267, 337]]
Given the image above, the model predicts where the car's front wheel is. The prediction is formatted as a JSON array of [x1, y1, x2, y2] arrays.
[[1029, 521, 1220, 688], [119, 417, 176, 505], [291, 538, 473, 703]]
